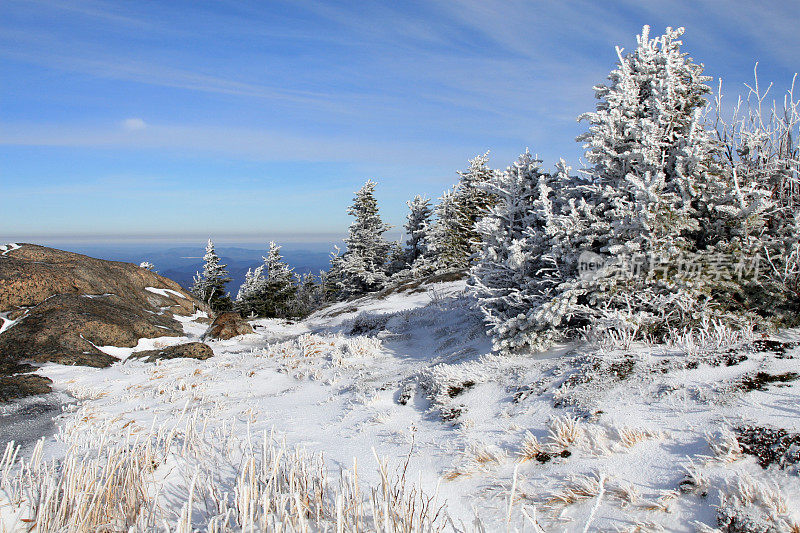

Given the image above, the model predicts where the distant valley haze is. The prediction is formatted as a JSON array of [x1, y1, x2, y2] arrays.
[[0, 236, 365, 291]]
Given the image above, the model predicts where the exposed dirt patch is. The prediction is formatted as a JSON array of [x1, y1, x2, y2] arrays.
[[737, 371, 799, 392], [706, 351, 748, 367], [447, 380, 475, 398], [735, 425, 800, 470], [0, 373, 53, 402], [532, 449, 572, 464], [748, 339, 799, 357], [129, 342, 214, 363]]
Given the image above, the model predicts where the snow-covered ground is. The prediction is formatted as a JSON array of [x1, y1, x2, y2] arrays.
[[2, 280, 800, 531]]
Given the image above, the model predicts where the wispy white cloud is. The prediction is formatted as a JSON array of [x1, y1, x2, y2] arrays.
[[121, 118, 146, 131], [0, 47, 338, 107], [0, 121, 474, 166]]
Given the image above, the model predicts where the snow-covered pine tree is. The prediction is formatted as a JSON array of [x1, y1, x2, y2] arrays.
[[336, 180, 392, 296], [711, 72, 800, 321], [386, 240, 409, 278], [572, 25, 722, 335], [314, 268, 336, 305], [325, 247, 344, 301], [191, 239, 233, 313], [427, 154, 497, 272], [425, 187, 462, 272], [404, 195, 432, 266], [290, 272, 318, 317], [235, 265, 266, 317], [452, 152, 496, 258], [233, 242, 297, 317], [261, 241, 298, 318], [471, 150, 564, 351]]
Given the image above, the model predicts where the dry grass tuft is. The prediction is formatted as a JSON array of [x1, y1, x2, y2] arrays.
[[546, 471, 605, 507], [444, 443, 507, 481], [614, 426, 663, 449], [0, 409, 446, 532], [717, 474, 800, 532], [547, 416, 584, 449], [705, 428, 744, 463], [517, 432, 545, 463]]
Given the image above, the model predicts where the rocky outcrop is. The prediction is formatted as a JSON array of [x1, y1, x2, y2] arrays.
[[0, 374, 53, 402], [0, 293, 183, 366], [0, 244, 199, 316], [129, 342, 214, 363], [202, 312, 254, 340], [0, 244, 207, 400]]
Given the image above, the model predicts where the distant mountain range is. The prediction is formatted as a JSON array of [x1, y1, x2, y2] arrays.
[[50, 243, 334, 292]]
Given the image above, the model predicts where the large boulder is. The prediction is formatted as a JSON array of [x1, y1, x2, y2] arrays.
[[129, 342, 214, 363], [0, 244, 199, 317], [0, 374, 53, 402], [0, 293, 183, 366], [0, 244, 207, 400], [202, 312, 254, 340], [0, 359, 52, 402]]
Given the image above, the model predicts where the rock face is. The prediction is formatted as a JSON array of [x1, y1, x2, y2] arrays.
[[0, 244, 207, 399], [0, 374, 54, 402], [0, 293, 184, 367], [0, 244, 198, 316], [202, 312, 254, 340], [129, 342, 214, 363]]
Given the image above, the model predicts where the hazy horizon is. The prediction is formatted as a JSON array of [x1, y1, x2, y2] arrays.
[[0, 239, 343, 291], [0, 233, 356, 246]]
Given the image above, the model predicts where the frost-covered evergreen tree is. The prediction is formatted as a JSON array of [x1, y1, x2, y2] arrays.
[[261, 241, 298, 317], [325, 246, 344, 300], [234, 242, 297, 318], [191, 239, 232, 313], [426, 187, 462, 271], [404, 195, 432, 266], [452, 152, 496, 257], [570, 25, 722, 334], [385, 241, 409, 278], [711, 72, 800, 321], [336, 180, 392, 296], [235, 265, 267, 317], [468, 26, 798, 351], [315, 268, 338, 305], [290, 272, 319, 317], [427, 154, 497, 272], [578, 26, 714, 253], [471, 150, 568, 351]]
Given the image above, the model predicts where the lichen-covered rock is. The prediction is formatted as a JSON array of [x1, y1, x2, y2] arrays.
[[0, 373, 53, 402], [0, 244, 207, 369], [202, 312, 254, 340], [0, 293, 178, 367], [0, 244, 199, 315], [130, 342, 214, 363]]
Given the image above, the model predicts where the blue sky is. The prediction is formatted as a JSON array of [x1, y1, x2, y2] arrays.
[[1, 0, 798, 243]]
